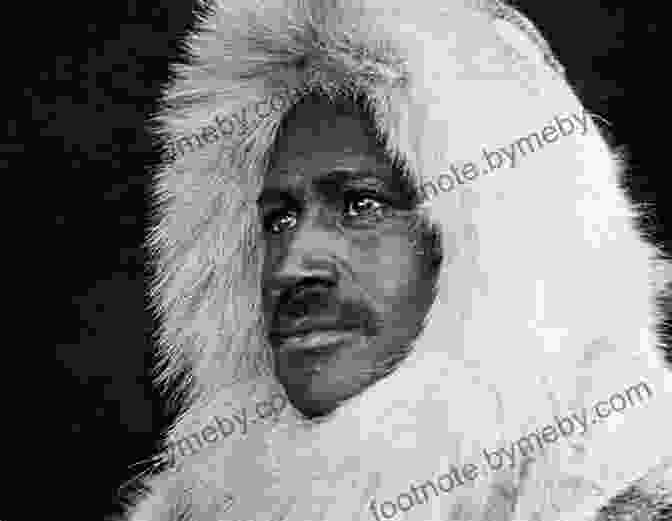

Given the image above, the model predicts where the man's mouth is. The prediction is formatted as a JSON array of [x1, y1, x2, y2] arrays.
[[271, 329, 361, 352]]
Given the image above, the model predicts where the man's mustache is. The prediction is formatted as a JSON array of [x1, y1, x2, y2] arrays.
[[273, 287, 381, 337]]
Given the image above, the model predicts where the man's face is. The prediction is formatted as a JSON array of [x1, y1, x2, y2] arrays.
[[259, 97, 440, 418]]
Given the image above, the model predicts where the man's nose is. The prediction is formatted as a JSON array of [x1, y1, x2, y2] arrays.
[[267, 216, 342, 301]]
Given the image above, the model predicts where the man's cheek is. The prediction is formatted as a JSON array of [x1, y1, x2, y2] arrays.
[[347, 215, 418, 256], [354, 251, 414, 302], [347, 229, 382, 253]]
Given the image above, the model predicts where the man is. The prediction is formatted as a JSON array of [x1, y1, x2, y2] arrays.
[[124, 0, 672, 519]]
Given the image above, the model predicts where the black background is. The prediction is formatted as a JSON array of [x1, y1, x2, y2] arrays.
[[42, 2, 668, 519]]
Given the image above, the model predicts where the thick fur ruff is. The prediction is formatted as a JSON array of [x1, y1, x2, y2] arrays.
[[126, 0, 672, 520]]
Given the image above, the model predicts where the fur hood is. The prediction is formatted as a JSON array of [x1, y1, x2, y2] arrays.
[[127, 0, 672, 519]]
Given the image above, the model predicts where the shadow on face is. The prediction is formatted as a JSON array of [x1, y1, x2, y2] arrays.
[[259, 93, 442, 419]]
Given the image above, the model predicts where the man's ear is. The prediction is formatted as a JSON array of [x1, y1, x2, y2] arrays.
[[488, 1, 566, 78]]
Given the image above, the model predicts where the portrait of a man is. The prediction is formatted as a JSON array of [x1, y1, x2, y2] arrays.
[[122, 0, 672, 519]]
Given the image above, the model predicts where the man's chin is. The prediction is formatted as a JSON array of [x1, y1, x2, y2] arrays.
[[273, 355, 347, 418], [270, 329, 390, 418], [271, 346, 364, 418]]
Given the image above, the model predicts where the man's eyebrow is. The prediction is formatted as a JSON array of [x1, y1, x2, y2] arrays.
[[257, 168, 418, 205], [256, 170, 375, 206], [333, 168, 418, 205], [256, 187, 296, 206], [315, 169, 387, 192]]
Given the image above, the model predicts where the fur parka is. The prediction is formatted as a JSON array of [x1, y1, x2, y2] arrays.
[[124, 0, 672, 520]]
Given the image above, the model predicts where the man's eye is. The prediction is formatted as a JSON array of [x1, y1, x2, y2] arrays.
[[344, 192, 388, 219], [264, 209, 298, 234]]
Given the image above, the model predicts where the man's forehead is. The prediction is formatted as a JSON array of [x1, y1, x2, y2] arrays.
[[269, 97, 387, 163], [262, 96, 401, 194], [274, 94, 378, 140]]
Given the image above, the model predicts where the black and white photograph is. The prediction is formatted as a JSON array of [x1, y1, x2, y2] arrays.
[[47, 1, 671, 520]]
